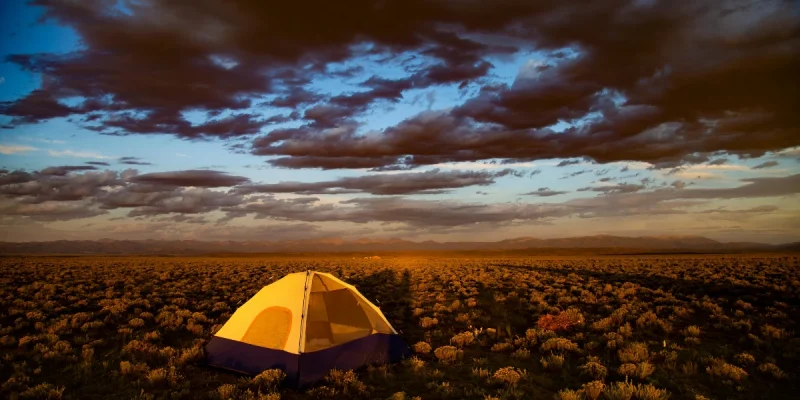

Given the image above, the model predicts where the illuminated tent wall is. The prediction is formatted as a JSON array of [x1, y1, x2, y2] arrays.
[[205, 271, 410, 385]]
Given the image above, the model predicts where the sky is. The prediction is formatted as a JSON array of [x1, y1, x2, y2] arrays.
[[0, 0, 798, 244]]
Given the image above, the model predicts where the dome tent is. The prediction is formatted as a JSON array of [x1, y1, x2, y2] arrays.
[[205, 271, 410, 386]]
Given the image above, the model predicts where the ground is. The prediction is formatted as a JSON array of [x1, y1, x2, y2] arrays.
[[0, 254, 798, 400]]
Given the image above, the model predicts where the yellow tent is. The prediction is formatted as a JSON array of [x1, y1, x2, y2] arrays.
[[206, 271, 409, 385]]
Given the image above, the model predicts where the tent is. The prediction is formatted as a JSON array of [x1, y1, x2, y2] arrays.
[[205, 270, 410, 386]]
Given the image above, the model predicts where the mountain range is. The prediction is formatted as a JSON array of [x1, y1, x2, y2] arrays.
[[1, 235, 798, 255]]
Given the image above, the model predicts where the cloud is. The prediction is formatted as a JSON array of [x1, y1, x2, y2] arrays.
[[236, 168, 517, 195], [0, 0, 793, 172], [40, 165, 98, 176], [523, 188, 569, 197], [118, 156, 153, 166], [584, 184, 646, 195], [0, 0, 511, 137], [248, 1, 799, 169], [671, 171, 725, 180], [49, 150, 111, 159], [129, 170, 250, 188], [0, 145, 37, 155], [556, 159, 583, 167], [0, 200, 105, 221], [565, 174, 800, 220], [698, 205, 778, 214], [221, 196, 568, 228], [774, 147, 800, 158], [86, 161, 110, 166], [2, 164, 798, 232], [0, 169, 126, 203], [707, 158, 728, 166], [752, 161, 779, 170]]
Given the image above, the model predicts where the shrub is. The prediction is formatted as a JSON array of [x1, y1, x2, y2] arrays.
[[583, 381, 605, 400], [680, 362, 698, 375], [129, 318, 145, 328], [388, 392, 420, 400], [538, 309, 585, 331], [706, 358, 748, 382], [491, 342, 513, 352], [413, 341, 432, 354], [20, 383, 65, 399], [473, 367, 490, 378], [761, 324, 788, 339], [147, 368, 167, 386], [580, 360, 608, 380], [541, 354, 565, 370], [757, 363, 787, 380], [634, 384, 671, 400], [450, 331, 475, 348], [434, 345, 462, 364], [604, 381, 636, 400], [217, 384, 237, 400], [324, 369, 367, 395], [253, 369, 285, 390], [493, 367, 523, 386], [177, 346, 204, 366], [554, 389, 582, 400], [733, 352, 756, 366], [512, 347, 531, 359], [541, 337, 579, 353], [618, 342, 649, 364], [684, 326, 700, 337], [419, 317, 438, 328], [635, 362, 656, 379], [0, 335, 16, 347], [619, 363, 637, 377], [403, 356, 425, 372]]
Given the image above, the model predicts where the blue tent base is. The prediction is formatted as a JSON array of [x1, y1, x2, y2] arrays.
[[206, 334, 411, 386]]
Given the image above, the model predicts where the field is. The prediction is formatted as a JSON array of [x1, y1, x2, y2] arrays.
[[1, 255, 798, 400]]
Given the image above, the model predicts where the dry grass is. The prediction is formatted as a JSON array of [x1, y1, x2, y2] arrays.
[[0, 254, 797, 399]]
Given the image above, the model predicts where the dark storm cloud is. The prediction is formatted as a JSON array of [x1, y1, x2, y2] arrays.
[[523, 188, 569, 197], [0, 0, 794, 169], [236, 168, 517, 196], [248, 0, 799, 169], [2, 0, 517, 137], [129, 170, 250, 188]]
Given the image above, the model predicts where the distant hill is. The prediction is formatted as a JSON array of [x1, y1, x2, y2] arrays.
[[0, 235, 794, 255]]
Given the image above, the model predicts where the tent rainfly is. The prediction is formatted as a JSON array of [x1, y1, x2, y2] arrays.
[[205, 271, 410, 386]]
